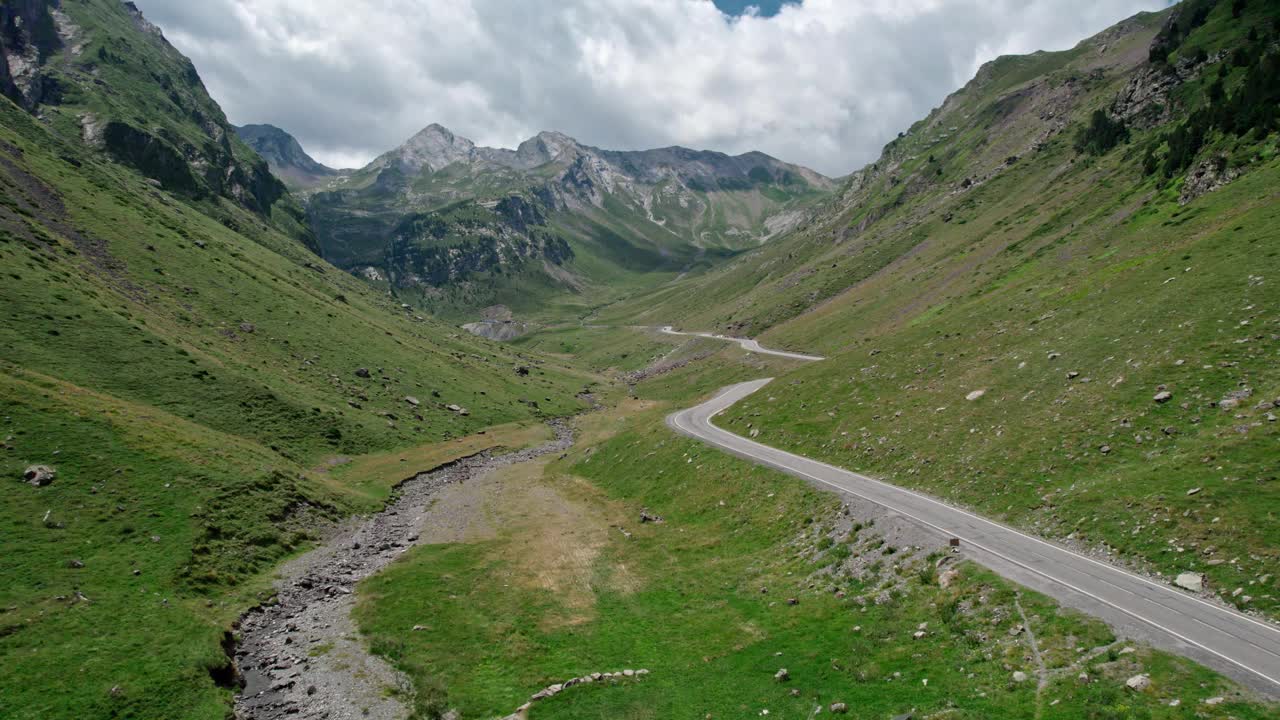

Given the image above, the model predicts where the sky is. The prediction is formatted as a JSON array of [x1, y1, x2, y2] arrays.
[[132, 0, 1171, 176]]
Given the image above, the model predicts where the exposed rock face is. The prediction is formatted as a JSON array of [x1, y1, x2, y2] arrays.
[[0, 0, 62, 109], [385, 194, 573, 291], [1179, 155, 1240, 205]]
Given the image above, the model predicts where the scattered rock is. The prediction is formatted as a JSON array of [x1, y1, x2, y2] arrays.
[[938, 568, 960, 588], [22, 465, 56, 486], [1125, 674, 1151, 692], [1153, 391, 1173, 404], [67, 559, 84, 569], [1203, 696, 1225, 705], [239, 322, 255, 333], [355, 368, 370, 378], [774, 668, 790, 682], [404, 396, 420, 407], [829, 703, 848, 714], [1185, 487, 1201, 496], [639, 509, 664, 524], [1012, 671, 1029, 683], [965, 389, 986, 401], [1175, 572, 1203, 592]]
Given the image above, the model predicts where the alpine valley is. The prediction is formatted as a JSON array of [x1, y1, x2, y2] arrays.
[[2, 2, 1279, 720]]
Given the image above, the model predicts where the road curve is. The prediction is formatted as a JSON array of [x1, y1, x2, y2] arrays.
[[659, 326, 825, 362], [668, 378, 1280, 698]]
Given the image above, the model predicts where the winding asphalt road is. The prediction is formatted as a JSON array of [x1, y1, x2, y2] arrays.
[[667, 372, 1280, 697], [658, 326, 826, 362]]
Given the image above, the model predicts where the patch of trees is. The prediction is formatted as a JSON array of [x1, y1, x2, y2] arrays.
[[1074, 110, 1129, 155], [1149, 0, 1218, 65], [1144, 48, 1280, 178]]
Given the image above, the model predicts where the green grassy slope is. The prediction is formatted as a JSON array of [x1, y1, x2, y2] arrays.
[[0, 26, 587, 720], [356, 359, 1274, 720], [598, 1, 1280, 617]]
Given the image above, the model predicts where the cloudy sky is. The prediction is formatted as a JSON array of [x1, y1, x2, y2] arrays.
[[133, 0, 1170, 175]]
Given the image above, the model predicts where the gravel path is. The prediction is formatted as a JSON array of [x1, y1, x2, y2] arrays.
[[233, 422, 574, 720]]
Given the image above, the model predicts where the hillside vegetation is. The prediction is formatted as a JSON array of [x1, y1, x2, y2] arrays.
[[601, 1, 1280, 617], [0, 2, 587, 717]]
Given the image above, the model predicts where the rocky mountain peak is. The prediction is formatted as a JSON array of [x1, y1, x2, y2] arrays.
[[235, 123, 337, 188], [513, 130, 582, 168], [393, 123, 478, 172]]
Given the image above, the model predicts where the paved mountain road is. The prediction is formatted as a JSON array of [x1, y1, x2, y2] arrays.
[[658, 326, 826, 362], [667, 375, 1280, 698]]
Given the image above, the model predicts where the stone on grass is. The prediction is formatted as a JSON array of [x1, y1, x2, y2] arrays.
[[23, 465, 56, 486], [1012, 671, 1029, 683], [774, 668, 790, 682], [829, 703, 848, 713], [965, 390, 986, 401], [1154, 391, 1173, 404], [1126, 674, 1151, 692]]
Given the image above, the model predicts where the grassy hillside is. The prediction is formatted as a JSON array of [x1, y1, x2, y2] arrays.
[[598, 1, 1280, 617], [0, 20, 588, 719], [355, 359, 1274, 720]]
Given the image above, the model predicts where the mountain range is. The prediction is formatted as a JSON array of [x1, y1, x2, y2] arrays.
[[238, 121, 833, 320]]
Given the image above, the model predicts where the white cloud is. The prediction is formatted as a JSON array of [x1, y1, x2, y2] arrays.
[[134, 0, 1169, 175]]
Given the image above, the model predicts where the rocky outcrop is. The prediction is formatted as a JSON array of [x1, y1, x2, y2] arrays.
[[384, 195, 573, 289], [1179, 155, 1240, 205], [498, 669, 649, 720], [0, 0, 62, 109]]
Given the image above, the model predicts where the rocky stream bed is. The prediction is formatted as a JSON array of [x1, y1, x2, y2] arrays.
[[232, 422, 574, 720]]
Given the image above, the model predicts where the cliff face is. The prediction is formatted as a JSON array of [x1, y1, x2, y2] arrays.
[[0, 0, 63, 109]]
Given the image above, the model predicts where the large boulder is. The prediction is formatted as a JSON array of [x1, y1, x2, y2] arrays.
[[23, 464, 55, 486], [1175, 572, 1204, 592]]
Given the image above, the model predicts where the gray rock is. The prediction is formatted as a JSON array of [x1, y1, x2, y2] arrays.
[[239, 322, 256, 333], [1153, 391, 1173, 403], [1175, 572, 1203, 592], [775, 668, 790, 682], [1125, 674, 1151, 692], [23, 465, 55, 486], [355, 368, 371, 378], [829, 702, 848, 713], [1012, 671, 1029, 683]]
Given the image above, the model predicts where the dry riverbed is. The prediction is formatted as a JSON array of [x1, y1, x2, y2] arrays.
[[233, 422, 574, 720]]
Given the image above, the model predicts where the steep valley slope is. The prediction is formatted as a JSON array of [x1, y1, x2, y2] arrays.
[[0, 2, 587, 718], [602, 0, 1280, 619]]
